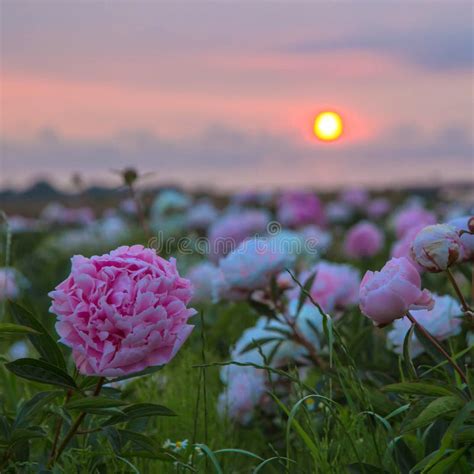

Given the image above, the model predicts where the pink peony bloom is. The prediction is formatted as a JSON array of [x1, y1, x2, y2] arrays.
[[411, 224, 464, 272], [277, 191, 326, 228], [393, 205, 436, 238], [359, 257, 434, 326], [291, 261, 360, 313], [448, 215, 474, 260], [344, 221, 384, 258], [49, 245, 196, 377], [387, 294, 462, 357], [390, 226, 424, 272], [208, 210, 270, 260]]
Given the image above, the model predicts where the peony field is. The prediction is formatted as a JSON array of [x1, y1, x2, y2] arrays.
[[1, 2, 473, 473], [1, 182, 473, 473]]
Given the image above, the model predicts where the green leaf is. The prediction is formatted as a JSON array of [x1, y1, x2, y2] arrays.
[[195, 443, 223, 474], [239, 337, 284, 354], [421, 401, 474, 472], [7, 301, 66, 370], [248, 299, 276, 318], [101, 403, 176, 426], [413, 325, 444, 364], [454, 426, 474, 443], [14, 390, 63, 428], [404, 396, 464, 432], [8, 427, 47, 447], [66, 396, 128, 412], [296, 272, 316, 316], [382, 382, 456, 397], [0, 323, 40, 337], [117, 429, 158, 453], [4, 358, 77, 390], [402, 324, 417, 380], [108, 365, 164, 383], [428, 447, 468, 474], [347, 463, 390, 474]]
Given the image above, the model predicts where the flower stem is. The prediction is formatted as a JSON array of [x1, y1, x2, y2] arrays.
[[48, 389, 73, 464], [128, 183, 151, 238], [406, 311, 468, 387], [48, 377, 105, 467], [446, 268, 471, 313]]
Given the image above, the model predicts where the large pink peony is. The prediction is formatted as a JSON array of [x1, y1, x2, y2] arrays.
[[49, 245, 196, 377], [359, 257, 434, 326]]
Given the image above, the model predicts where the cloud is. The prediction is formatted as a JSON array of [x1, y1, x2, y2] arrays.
[[285, 22, 473, 72], [2, 124, 472, 191]]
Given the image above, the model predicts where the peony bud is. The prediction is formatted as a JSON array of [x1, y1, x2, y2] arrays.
[[411, 224, 464, 272]]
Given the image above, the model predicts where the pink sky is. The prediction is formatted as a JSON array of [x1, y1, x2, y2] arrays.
[[1, 2, 472, 190]]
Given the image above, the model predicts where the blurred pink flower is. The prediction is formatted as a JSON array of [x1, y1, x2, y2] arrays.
[[185, 200, 219, 231], [390, 226, 424, 272], [277, 191, 326, 228], [411, 224, 464, 272], [214, 237, 295, 301], [41, 202, 94, 226], [448, 215, 474, 260], [367, 198, 391, 219], [387, 294, 462, 357], [49, 245, 196, 376], [186, 262, 220, 303], [344, 221, 384, 258], [340, 187, 369, 209], [208, 210, 270, 260], [292, 261, 360, 313], [359, 257, 434, 326], [393, 205, 436, 238], [217, 369, 266, 425], [0, 268, 21, 301]]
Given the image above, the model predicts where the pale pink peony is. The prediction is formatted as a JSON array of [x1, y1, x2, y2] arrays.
[[186, 262, 221, 303], [277, 191, 326, 228], [393, 205, 436, 238], [387, 294, 462, 357], [411, 224, 464, 272], [49, 245, 196, 376], [344, 221, 384, 258], [217, 369, 266, 425], [359, 257, 434, 326], [208, 210, 270, 260], [214, 237, 295, 301], [291, 261, 360, 313]]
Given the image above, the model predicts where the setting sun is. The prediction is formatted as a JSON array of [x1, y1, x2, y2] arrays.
[[314, 111, 343, 141]]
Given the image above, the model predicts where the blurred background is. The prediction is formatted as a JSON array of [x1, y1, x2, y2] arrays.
[[1, 1, 473, 195]]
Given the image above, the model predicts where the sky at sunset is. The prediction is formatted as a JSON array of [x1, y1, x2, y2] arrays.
[[1, 1, 473, 191]]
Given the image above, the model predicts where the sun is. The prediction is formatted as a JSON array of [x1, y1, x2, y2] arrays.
[[313, 111, 343, 141]]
